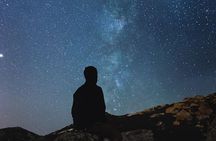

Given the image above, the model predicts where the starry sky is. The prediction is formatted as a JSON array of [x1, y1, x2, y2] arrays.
[[0, 0, 216, 135]]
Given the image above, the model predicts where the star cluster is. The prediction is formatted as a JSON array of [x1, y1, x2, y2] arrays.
[[0, 0, 215, 135]]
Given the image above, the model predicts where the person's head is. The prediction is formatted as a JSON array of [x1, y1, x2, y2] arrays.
[[84, 66, 98, 84]]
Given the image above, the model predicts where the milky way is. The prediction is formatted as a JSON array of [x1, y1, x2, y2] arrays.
[[0, 0, 216, 135]]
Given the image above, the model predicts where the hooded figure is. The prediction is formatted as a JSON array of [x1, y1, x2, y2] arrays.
[[71, 66, 122, 141], [72, 66, 106, 129]]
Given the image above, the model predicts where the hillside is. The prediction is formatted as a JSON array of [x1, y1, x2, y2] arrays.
[[1, 93, 216, 141]]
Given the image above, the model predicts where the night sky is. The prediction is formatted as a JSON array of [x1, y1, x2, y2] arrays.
[[0, 0, 216, 135]]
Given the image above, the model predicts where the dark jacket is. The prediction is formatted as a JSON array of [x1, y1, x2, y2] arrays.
[[72, 83, 106, 129]]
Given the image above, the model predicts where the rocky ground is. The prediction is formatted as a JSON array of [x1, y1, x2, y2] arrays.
[[0, 93, 216, 141]]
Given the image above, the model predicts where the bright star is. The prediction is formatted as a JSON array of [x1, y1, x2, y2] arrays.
[[0, 53, 4, 58]]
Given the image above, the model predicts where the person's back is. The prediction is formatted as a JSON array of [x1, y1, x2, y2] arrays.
[[72, 82, 106, 129]]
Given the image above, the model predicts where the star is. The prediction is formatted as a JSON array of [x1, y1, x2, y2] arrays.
[[0, 53, 4, 58]]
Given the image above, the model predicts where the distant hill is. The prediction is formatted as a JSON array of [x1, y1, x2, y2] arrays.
[[1, 93, 216, 141], [0, 127, 42, 141]]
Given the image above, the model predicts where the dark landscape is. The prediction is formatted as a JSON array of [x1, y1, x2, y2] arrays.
[[1, 1, 216, 140], [1, 92, 216, 141]]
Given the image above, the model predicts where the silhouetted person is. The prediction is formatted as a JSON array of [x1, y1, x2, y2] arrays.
[[72, 66, 122, 141]]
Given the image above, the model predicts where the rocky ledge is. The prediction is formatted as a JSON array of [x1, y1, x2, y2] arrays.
[[1, 93, 216, 141]]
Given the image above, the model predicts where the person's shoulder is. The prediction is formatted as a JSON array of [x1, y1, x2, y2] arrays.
[[96, 85, 103, 92], [78, 84, 86, 90], [74, 85, 85, 96], [96, 85, 102, 89]]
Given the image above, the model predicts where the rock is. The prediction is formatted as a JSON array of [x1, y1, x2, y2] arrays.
[[173, 120, 180, 126], [206, 117, 216, 141], [54, 129, 99, 141], [176, 109, 192, 121], [122, 129, 153, 141], [196, 104, 213, 120], [53, 128, 154, 141], [165, 103, 184, 114]]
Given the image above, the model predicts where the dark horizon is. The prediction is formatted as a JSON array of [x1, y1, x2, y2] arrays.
[[0, 0, 216, 135]]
